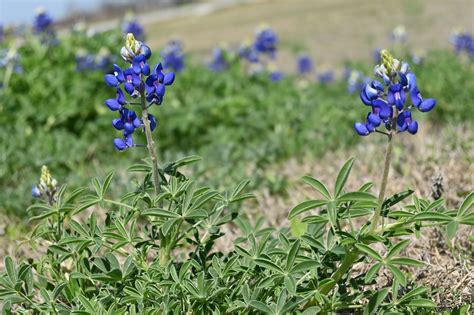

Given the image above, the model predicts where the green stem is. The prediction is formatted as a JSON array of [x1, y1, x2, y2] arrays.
[[140, 87, 161, 196], [320, 249, 358, 295], [369, 134, 393, 233]]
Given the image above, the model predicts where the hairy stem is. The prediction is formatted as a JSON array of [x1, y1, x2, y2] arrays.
[[369, 134, 393, 233], [140, 87, 161, 196]]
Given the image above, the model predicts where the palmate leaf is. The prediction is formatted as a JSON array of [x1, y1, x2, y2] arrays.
[[386, 240, 411, 259]]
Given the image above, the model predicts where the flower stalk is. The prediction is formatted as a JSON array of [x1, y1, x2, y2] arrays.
[[140, 87, 161, 196]]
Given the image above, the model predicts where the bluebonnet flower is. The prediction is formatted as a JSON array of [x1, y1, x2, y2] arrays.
[[345, 68, 371, 94], [297, 54, 314, 75], [145, 63, 175, 105], [105, 88, 126, 111], [161, 40, 185, 72], [122, 19, 145, 41], [238, 41, 259, 63], [31, 166, 58, 204], [316, 70, 334, 84], [449, 30, 474, 59], [33, 8, 53, 33], [269, 70, 283, 82], [104, 33, 175, 151], [208, 47, 228, 72], [354, 49, 436, 136], [95, 48, 113, 71], [253, 25, 278, 58], [76, 50, 95, 72]]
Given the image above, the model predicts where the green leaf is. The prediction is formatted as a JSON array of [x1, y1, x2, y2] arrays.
[[302, 307, 321, 315], [398, 287, 428, 304], [101, 171, 115, 196], [301, 235, 325, 252], [389, 257, 424, 267], [365, 288, 389, 314], [334, 158, 354, 197], [338, 191, 377, 203], [188, 191, 219, 212], [185, 209, 209, 219], [386, 264, 406, 286], [29, 210, 57, 222], [458, 192, 473, 217], [446, 221, 459, 239], [162, 218, 180, 236], [4, 257, 16, 284], [301, 176, 331, 199], [365, 262, 382, 283], [168, 155, 202, 169], [355, 244, 383, 261], [254, 258, 284, 274], [410, 212, 453, 223], [288, 200, 328, 219], [301, 215, 329, 224], [318, 278, 336, 293], [386, 240, 411, 259], [290, 218, 307, 237], [459, 213, 474, 225], [382, 190, 414, 210], [142, 208, 180, 219], [229, 180, 251, 201], [127, 163, 151, 173], [284, 276, 296, 295], [286, 240, 300, 270], [249, 301, 272, 314], [291, 260, 319, 273], [407, 298, 436, 308]]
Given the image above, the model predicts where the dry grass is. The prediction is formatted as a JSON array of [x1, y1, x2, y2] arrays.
[[144, 0, 474, 69]]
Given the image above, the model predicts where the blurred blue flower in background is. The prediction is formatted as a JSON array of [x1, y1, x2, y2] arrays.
[[33, 8, 53, 33], [449, 30, 474, 59], [296, 54, 314, 75], [253, 25, 278, 58], [316, 70, 334, 84], [122, 18, 145, 41], [208, 47, 228, 72], [161, 40, 185, 72]]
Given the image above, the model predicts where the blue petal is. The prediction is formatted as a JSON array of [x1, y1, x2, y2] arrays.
[[367, 113, 381, 126], [410, 86, 422, 107], [32, 185, 42, 198], [113, 138, 126, 151], [155, 84, 165, 96], [124, 123, 135, 134], [419, 98, 436, 112], [124, 82, 135, 95], [112, 118, 124, 130], [360, 89, 372, 105], [163, 72, 175, 85], [408, 121, 418, 134], [116, 88, 126, 105], [371, 80, 384, 92], [105, 99, 120, 111], [354, 122, 370, 136], [104, 74, 119, 87]]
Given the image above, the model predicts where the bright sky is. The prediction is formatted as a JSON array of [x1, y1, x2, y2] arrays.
[[0, 0, 101, 25]]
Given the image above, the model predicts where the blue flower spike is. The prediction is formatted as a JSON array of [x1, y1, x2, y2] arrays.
[[104, 33, 175, 151], [354, 49, 436, 137]]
